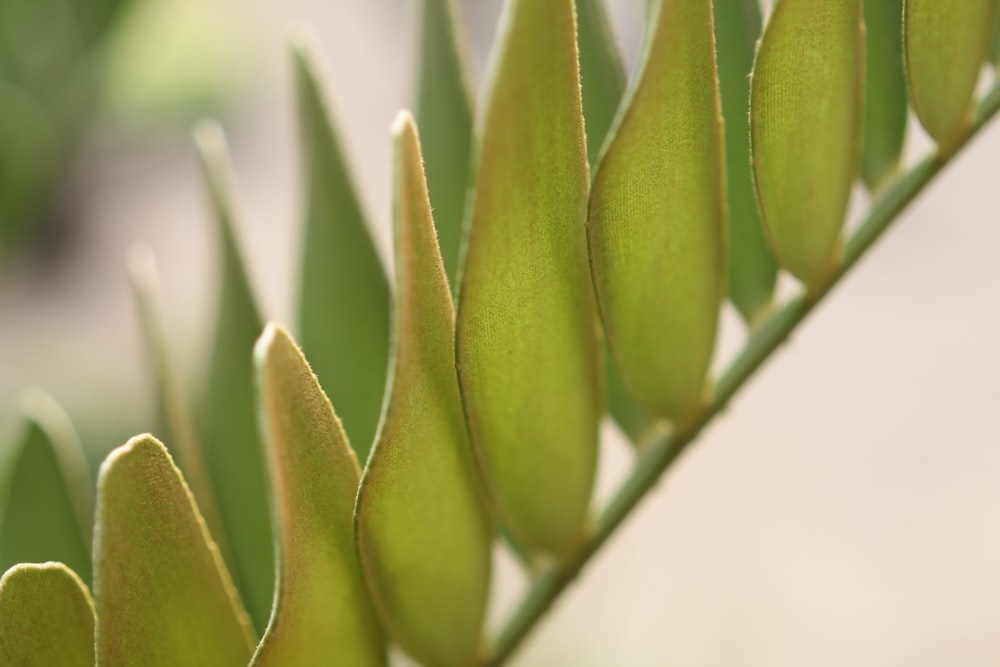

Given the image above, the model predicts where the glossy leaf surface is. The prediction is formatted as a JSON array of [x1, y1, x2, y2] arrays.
[[750, 0, 864, 290], [0, 563, 95, 667], [94, 435, 255, 666], [356, 113, 491, 667], [589, 0, 726, 423], [862, 0, 908, 190], [195, 122, 274, 631], [904, 0, 997, 154], [294, 37, 391, 463], [0, 390, 92, 584], [714, 0, 777, 324], [455, 0, 600, 556], [416, 0, 474, 285], [252, 324, 385, 667]]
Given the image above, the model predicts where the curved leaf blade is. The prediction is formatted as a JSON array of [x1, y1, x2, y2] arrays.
[[251, 324, 385, 667], [294, 36, 391, 464], [455, 0, 600, 557], [94, 435, 256, 666], [714, 0, 777, 325], [862, 0, 908, 191], [415, 0, 474, 285], [356, 113, 492, 667], [0, 390, 92, 584], [904, 0, 997, 155], [194, 121, 274, 630], [588, 0, 726, 424], [0, 562, 95, 667], [750, 0, 864, 291]]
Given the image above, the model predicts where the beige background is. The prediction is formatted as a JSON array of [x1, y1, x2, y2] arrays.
[[1, 1, 998, 664]]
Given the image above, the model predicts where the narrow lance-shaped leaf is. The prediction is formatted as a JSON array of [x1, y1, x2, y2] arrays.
[[0, 563, 95, 667], [589, 0, 726, 424], [750, 0, 864, 291], [294, 35, 391, 463], [903, 0, 998, 155], [415, 0, 474, 286], [251, 324, 385, 667], [195, 122, 274, 631], [575, 0, 657, 446], [126, 245, 230, 559], [714, 0, 778, 325], [356, 112, 492, 667], [455, 0, 600, 557], [862, 0, 908, 191], [94, 435, 256, 666], [0, 390, 92, 584]]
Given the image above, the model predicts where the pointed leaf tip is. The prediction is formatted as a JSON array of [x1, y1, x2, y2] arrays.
[[589, 0, 725, 423], [252, 324, 384, 667], [0, 562, 95, 667], [356, 113, 491, 667], [94, 434, 255, 666]]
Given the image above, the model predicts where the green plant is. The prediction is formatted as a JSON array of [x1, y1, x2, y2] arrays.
[[2, 0, 999, 664]]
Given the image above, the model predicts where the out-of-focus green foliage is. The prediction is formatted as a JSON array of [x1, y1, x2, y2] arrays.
[[862, 0, 908, 191]]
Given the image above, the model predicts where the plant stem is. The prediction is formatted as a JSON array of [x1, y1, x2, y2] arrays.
[[483, 81, 1000, 667]]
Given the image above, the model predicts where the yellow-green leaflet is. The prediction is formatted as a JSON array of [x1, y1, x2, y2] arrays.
[[195, 122, 274, 631], [293, 36, 391, 462], [415, 0, 474, 286], [126, 245, 229, 559], [0, 390, 92, 584], [252, 324, 385, 667], [862, 0, 908, 191], [714, 0, 777, 325], [993, 10, 1000, 65], [904, 0, 998, 155], [455, 0, 600, 557], [94, 435, 256, 666], [750, 0, 864, 291], [0, 563, 95, 667], [356, 113, 491, 667], [588, 0, 725, 424]]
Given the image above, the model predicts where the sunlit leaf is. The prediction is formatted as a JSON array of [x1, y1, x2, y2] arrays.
[[455, 0, 600, 557], [862, 0, 908, 191], [588, 0, 726, 424], [903, 0, 997, 155], [356, 113, 491, 667], [126, 245, 229, 557], [714, 0, 777, 325], [252, 324, 385, 667], [293, 35, 391, 463], [576, 0, 626, 164], [0, 562, 95, 667], [0, 390, 92, 584], [416, 0, 474, 286], [195, 122, 274, 630], [94, 435, 256, 666], [750, 0, 864, 291]]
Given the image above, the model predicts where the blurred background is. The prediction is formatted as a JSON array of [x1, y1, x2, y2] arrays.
[[1, 0, 998, 664]]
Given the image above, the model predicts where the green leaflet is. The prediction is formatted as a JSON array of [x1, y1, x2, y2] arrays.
[[0, 390, 92, 584], [356, 113, 492, 667], [575, 0, 656, 446], [576, 0, 626, 164], [126, 246, 229, 557], [93, 435, 256, 666], [0, 562, 95, 666], [993, 9, 1000, 65], [750, 0, 864, 291], [714, 0, 777, 325], [588, 0, 725, 424], [415, 0, 474, 286], [195, 122, 274, 631], [293, 36, 391, 463], [252, 324, 384, 667], [455, 0, 600, 557], [862, 0, 908, 191], [904, 0, 998, 155]]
